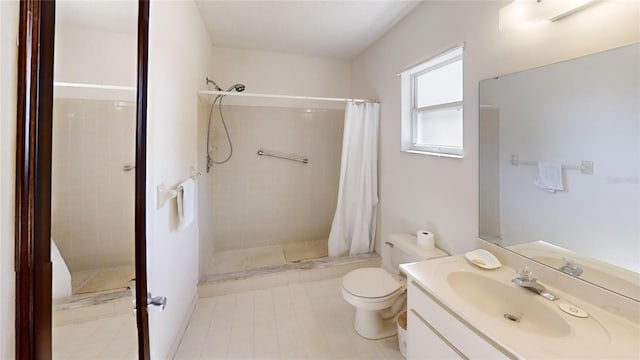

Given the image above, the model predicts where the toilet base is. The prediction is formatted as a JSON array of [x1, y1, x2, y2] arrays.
[[353, 308, 398, 340]]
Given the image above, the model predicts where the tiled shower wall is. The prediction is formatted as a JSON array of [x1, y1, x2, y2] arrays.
[[198, 104, 344, 254], [51, 98, 136, 271]]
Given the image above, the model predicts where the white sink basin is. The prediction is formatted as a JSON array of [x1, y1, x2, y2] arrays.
[[447, 271, 571, 337], [401, 256, 640, 359]]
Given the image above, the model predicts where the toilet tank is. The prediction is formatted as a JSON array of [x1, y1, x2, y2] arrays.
[[384, 233, 448, 274]]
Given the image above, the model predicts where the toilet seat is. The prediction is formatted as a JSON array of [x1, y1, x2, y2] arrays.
[[342, 268, 402, 299]]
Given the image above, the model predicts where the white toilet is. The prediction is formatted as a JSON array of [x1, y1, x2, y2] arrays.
[[341, 233, 448, 339]]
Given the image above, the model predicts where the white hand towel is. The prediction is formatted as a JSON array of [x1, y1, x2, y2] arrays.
[[534, 162, 563, 193], [177, 178, 196, 230]]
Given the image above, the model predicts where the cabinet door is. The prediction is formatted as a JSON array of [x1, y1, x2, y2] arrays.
[[408, 281, 510, 359], [407, 310, 464, 360]]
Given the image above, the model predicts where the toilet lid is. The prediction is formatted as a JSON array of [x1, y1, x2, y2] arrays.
[[342, 268, 402, 299]]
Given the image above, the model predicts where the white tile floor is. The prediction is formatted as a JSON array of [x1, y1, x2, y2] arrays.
[[176, 277, 404, 360], [53, 313, 137, 359], [53, 265, 137, 359]]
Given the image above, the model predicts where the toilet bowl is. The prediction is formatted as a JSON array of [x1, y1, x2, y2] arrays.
[[342, 267, 406, 339], [341, 233, 448, 339]]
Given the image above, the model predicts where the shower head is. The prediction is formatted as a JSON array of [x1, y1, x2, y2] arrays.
[[207, 77, 245, 94], [226, 83, 246, 92], [206, 77, 223, 91]]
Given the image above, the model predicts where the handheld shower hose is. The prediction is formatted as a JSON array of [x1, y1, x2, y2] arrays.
[[205, 79, 245, 172]]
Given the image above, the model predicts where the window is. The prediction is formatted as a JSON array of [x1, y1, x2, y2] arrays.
[[400, 45, 464, 157]]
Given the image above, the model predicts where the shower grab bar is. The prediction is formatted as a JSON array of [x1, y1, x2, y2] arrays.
[[257, 149, 309, 164]]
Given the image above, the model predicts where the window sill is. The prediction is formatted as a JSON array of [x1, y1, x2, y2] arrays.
[[402, 149, 464, 159]]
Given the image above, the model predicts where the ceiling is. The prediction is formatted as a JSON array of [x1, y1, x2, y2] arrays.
[[55, 0, 421, 59], [195, 0, 422, 59]]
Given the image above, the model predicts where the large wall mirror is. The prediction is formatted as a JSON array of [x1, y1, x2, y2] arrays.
[[51, 1, 139, 358], [15, 0, 149, 356], [479, 43, 639, 301]]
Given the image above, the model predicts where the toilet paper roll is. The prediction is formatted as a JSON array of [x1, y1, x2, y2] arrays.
[[416, 231, 435, 249]]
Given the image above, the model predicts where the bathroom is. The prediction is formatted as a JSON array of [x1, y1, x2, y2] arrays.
[[0, 0, 639, 359]]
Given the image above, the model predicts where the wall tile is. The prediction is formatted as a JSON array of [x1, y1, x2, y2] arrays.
[[51, 99, 136, 271], [200, 105, 343, 253]]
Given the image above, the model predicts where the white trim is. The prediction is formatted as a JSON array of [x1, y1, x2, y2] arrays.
[[408, 144, 464, 157], [411, 54, 463, 80], [397, 42, 465, 76], [404, 149, 463, 159], [400, 44, 464, 158], [54, 81, 135, 92], [53, 82, 136, 101], [198, 90, 378, 104], [415, 101, 463, 113]]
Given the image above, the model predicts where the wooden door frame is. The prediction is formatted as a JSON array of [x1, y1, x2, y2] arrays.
[[135, 1, 151, 359], [15, 0, 55, 357], [14, 0, 151, 358]]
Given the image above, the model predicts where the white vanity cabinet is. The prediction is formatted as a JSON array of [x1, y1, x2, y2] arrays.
[[406, 280, 510, 360]]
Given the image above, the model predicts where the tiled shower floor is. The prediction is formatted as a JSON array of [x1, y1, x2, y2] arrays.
[[206, 239, 329, 276], [71, 265, 134, 295]]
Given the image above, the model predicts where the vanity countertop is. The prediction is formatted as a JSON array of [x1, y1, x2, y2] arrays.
[[401, 255, 640, 359]]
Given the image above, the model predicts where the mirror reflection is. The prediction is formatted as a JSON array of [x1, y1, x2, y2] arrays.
[[52, 1, 138, 358], [479, 43, 640, 300]]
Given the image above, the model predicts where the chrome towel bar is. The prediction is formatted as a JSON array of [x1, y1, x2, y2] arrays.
[[511, 155, 593, 175], [257, 149, 309, 164]]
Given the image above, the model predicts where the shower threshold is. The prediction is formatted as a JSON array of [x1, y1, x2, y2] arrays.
[[205, 239, 330, 276], [199, 244, 380, 297], [53, 265, 134, 325]]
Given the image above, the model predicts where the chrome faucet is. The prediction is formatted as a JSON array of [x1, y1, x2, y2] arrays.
[[558, 258, 583, 277], [512, 268, 559, 301]]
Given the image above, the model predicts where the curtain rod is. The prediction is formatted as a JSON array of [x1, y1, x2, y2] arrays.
[[198, 90, 379, 104]]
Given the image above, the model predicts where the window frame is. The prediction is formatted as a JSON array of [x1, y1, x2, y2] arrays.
[[401, 44, 464, 158]]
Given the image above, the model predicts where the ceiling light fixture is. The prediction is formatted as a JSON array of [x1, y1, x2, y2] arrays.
[[499, 0, 596, 31]]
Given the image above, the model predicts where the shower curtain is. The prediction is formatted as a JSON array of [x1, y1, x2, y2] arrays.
[[328, 102, 380, 257]]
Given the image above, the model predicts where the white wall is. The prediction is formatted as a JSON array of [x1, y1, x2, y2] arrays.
[[199, 46, 352, 276], [0, 1, 18, 357], [481, 44, 639, 272], [208, 46, 351, 109], [146, 1, 211, 358], [350, 0, 640, 256], [53, 24, 137, 102], [54, 24, 137, 87]]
